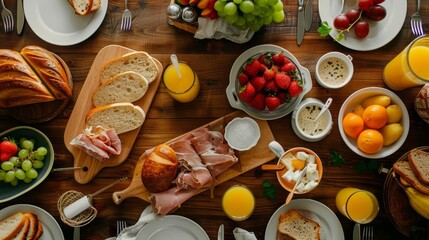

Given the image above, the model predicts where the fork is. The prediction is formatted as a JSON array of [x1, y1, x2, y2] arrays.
[[411, 0, 424, 35], [120, 0, 132, 31], [116, 220, 127, 236], [362, 225, 373, 240], [1, 0, 13, 33]]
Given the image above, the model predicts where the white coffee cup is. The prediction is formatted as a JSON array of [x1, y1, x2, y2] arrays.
[[315, 52, 354, 89]]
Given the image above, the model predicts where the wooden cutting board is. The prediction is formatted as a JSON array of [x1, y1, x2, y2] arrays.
[[64, 45, 163, 184], [112, 110, 276, 204]]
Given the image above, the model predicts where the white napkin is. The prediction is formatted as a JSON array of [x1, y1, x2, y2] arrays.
[[233, 227, 257, 240], [105, 205, 155, 240], [194, 17, 255, 44]]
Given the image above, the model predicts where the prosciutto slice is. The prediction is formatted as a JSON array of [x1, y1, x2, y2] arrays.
[[170, 139, 204, 169], [70, 134, 109, 161]]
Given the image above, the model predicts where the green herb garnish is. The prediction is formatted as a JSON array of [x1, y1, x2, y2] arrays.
[[331, 150, 345, 166], [261, 180, 276, 200]]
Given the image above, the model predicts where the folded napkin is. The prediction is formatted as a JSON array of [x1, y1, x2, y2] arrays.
[[233, 227, 257, 240], [106, 205, 155, 240], [194, 17, 255, 44]]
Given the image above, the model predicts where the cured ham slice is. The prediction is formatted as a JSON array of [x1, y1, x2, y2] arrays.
[[201, 150, 238, 177], [170, 139, 204, 168], [175, 166, 212, 190], [70, 134, 109, 161]]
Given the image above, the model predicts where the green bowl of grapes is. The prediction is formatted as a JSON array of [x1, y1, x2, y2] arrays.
[[0, 126, 54, 203]]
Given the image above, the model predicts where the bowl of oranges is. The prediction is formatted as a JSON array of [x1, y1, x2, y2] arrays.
[[338, 87, 410, 159]]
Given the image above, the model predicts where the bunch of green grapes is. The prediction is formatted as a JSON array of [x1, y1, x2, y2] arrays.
[[0, 138, 48, 186], [214, 0, 285, 31]]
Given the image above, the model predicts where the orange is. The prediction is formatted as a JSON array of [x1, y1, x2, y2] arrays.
[[357, 129, 384, 154], [342, 112, 364, 138], [362, 105, 388, 129]]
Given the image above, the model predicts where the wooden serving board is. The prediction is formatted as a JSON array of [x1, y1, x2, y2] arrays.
[[64, 45, 163, 184], [112, 110, 276, 204]]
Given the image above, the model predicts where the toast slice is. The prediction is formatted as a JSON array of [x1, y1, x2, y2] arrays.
[[278, 209, 320, 240], [393, 160, 429, 195], [86, 102, 146, 134], [92, 71, 149, 107], [0, 212, 28, 240], [408, 149, 429, 185]]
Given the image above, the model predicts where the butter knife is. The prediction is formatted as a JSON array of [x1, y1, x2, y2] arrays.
[[353, 223, 361, 240], [17, 0, 24, 34], [217, 224, 224, 240], [304, 0, 312, 31], [296, 0, 305, 45]]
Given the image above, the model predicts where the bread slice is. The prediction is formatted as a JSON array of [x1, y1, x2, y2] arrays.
[[86, 102, 146, 134], [408, 149, 429, 185], [393, 160, 429, 194], [24, 213, 39, 240], [33, 220, 43, 240], [70, 0, 93, 15], [0, 212, 28, 240], [278, 210, 320, 240], [91, 0, 101, 12], [100, 52, 159, 84], [11, 217, 30, 240], [93, 71, 149, 107]]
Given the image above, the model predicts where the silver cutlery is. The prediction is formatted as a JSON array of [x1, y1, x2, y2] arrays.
[[304, 0, 312, 31], [1, 0, 13, 33], [120, 0, 132, 31], [217, 224, 224, 240], [362, 225, 373, 240], [296, 0, 305, 45], [353, 223, 361, 240], [116, 220, 127, 236], [73, 227, 80, 240], [411, 0, 424, 35], [16, 0, 24, 34], [285, 165, 308, 204]]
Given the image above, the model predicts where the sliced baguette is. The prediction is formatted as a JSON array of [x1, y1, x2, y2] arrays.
[[90, 0, 101, 12], [0, 212, 28, 240], [86, 102, 146, 134], [24, 213, 39, 240], [278, 210, 320, 240], [393, 160, 429, 195], [99, 52, 159, 84], [70, 0, 93, 15], [93, 71, 149, 107], [408, 149, 429, 185], [11, 217, 30, 240]]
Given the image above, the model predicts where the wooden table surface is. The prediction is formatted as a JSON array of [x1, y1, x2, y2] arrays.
[[1, 0, 429, 239]]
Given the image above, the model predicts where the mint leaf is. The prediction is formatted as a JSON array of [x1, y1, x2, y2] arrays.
[[331, 150, 345, 166], [317, 21, 332, 37], [261, 179, 272, 188], [261, 180, 276, 200]]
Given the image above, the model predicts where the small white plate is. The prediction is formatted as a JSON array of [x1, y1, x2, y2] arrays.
[[318, 0, 407, 51], [0, 204, 64, 240], [225, 117, 260, 151], [265, 199, 344, 240], [24, 0, 108, 46], [136, 215, 209, 240]]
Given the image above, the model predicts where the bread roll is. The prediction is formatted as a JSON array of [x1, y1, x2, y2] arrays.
[[21, 45, 72, 100], [0, 49, 55, 108]]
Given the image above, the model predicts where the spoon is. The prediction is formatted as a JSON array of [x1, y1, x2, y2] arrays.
[[170, 54, 182, 79], [285, 166, 308, 205], [314, 98, 333, 122]]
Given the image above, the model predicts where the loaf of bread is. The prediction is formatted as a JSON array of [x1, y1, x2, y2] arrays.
[[278, 209, 321, 240], [92, 71, 149, 107], [393, 160, 429, 195], [100, 51, 159, 84], [86, 102, 146, 134], [408, 149, 429, 184], [21, 45, 72, 100], [0, 49, 56, 108], [0, 212, 28, 240]]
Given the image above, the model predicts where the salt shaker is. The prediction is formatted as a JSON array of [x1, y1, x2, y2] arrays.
[[182, 6, 197, 23]]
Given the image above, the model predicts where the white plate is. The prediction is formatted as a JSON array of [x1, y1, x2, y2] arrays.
[[0, 204, 64, 240], [136, 215, 210, 240], [318, 0, 407, 51], [265, 199, 344, 240], [24, 0, 108, 46]]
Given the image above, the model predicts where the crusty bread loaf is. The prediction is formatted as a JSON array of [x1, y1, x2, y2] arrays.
[[393, 160, 429, 195], [21, 45, 72, 100], [0, 49, 55, 108], [278, 210, 320, 240], [93, 71, 149, 107], [0, 212, 28, 240], [100, 52, 159, 84], [86, 102, 146, 134], [408, 149, 429, 185]]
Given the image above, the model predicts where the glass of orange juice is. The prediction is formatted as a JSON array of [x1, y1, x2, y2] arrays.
[[335, 187, 379, 224], [163, 61, 200, 102], [222, 185, 255, 221], [383, 35, 429, 90]]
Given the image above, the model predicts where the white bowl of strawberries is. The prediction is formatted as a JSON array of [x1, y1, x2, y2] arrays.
[[226, 44, 312, 120]]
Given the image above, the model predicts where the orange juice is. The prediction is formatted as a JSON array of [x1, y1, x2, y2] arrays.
[[383, 36, 429, 90], [222, 185, 255, 221], [335, 187, 379, 224], [163, 62, 200, 102]]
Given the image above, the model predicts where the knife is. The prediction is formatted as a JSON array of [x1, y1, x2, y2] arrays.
[[353, 223, 361, 240], [296, 0, 305, 45], [217, 224, 224, 240], [17, 0, 24, 34], [304, 0, 312, 31]]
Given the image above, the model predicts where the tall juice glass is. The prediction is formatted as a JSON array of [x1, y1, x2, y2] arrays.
[[335, 187, 379, 224], [383, 35, 429, 90], [163, 62, 200, 102], [222, 185, 255, 221]]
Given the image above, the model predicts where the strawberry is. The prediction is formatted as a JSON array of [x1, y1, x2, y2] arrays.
[[265, 96, 281, 111], [259, 63, 267, 73], [288, 81, 303, 98], [264, 80, 278, 94], [277, 91, 288, 104], [0, 138, 18, 162], [274, 72, 291, 89], [249, 93, 266, 111], [257, 54, 272, 69], [250, 76, 266, 92], [238, 82, 256, 103], [238, 73, 249, 85], [281, 62, 296, 74], [263, 69, 275, 81], [244, 59, 261, 77], [272, 52, 286, 66]]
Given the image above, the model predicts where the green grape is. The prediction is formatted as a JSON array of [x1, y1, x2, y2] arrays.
[[26, 168, 38, 179], [9, 156, 20, 166], [36, 147, 48, 156], [1, 161, 14, 171], [251, 5, 261, 15], [214, 1, 226, 12], [236, 16, 246, 26], [33, 152, 44, 161], [273, 10, 285, 23], [243, 12, 255, 21], [23, 176, 32, 184], [22, 160, 32, 172], [18, 149, 29, 159], [267, 0, 278, 6], [19, 137, 27, 148], [224, 2, 237, 15], [264, 15, 273, 25], [15, 169, 26, 180], [33, 161, 44, 169], [239, 0, 254, 13], [225, 14, 239, 24], [233, 0, 243, 4], [4, 171, 15, 182], [22, 139, 34, 151], [10, 178, 18, 186], [254, 0, 267, 7], [0, 170, 6, 181], [273, 0, 283, 11]]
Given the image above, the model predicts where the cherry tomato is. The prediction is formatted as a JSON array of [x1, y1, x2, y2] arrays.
[[364, 5, 386, 21], [355, 20, 369, 38], [358, 0, 373, 11], [333, 14, 350, 30], [345, 9, 361, 23]]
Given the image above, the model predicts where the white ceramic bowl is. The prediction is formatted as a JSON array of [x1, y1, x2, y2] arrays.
[[316, 51, 354, 89], [338, 87, 410, 159], [225, 117, 260, 151]]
